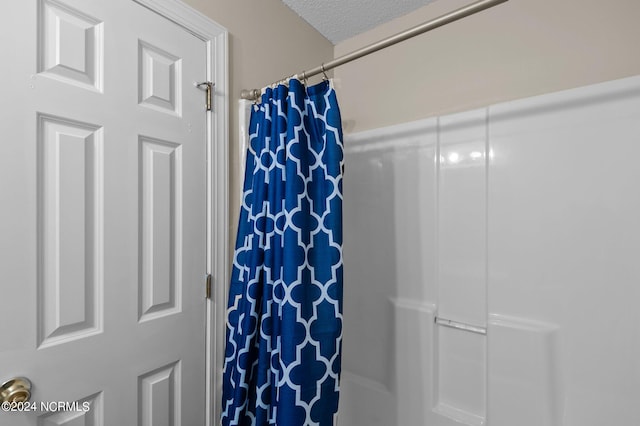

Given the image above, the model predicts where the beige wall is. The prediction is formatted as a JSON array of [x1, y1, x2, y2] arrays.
[[334, 0, 640, 134], [180, 0, 333, 235]]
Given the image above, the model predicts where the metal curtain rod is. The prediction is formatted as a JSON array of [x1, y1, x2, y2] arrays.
[[240, 0, 509, 101]]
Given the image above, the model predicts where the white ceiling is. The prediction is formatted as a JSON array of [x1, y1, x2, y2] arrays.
[[282, 0, 439, 44]]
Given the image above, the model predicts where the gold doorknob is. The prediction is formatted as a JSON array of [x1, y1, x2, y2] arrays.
[[0, 377, 32, 403]]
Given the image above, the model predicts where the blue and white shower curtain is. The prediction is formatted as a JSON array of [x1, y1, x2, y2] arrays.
[[222, 79, 344, 426]]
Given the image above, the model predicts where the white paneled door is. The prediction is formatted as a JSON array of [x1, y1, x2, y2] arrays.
[[0, 0, 210, 424]]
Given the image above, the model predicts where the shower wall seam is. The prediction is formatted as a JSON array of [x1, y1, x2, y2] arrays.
[[433, 115, 441, 413], [484, 106, 491, 426]]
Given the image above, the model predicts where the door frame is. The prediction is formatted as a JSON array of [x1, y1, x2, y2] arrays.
[[131, 1, 228, 424]]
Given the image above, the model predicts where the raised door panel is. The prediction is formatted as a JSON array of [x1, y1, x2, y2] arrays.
[[37, 114, 104, 349], [138, 136, 183, 322], [38, 0, 103, 91], [138, 362, 181, 426]]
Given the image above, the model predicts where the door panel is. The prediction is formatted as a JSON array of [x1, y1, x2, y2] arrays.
[[37, 114, 104, 349], [0, 0, 207, 424]]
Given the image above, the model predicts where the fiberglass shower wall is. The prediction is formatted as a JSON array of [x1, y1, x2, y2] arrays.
[[337, 75, 640, 426]]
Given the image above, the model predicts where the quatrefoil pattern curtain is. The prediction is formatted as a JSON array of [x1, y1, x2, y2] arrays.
[[222, 79, 344, 426]]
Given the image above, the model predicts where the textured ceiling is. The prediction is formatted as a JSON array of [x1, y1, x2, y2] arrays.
[[282, 0, 439, 44]]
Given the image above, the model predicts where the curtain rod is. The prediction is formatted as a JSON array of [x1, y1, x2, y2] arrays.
[[240, 0, 509, 101]]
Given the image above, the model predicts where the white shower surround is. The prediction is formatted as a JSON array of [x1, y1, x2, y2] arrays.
[[338, 75, 640, 425]]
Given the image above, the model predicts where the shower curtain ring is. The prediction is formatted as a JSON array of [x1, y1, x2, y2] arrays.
[[302, 71, 308, 86], [321, 63, 329, 81]]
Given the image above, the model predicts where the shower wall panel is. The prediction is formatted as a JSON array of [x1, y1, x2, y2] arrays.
[[338, 75, 640, 426], [435, 108, 488, 426], [340, 118, 437, 426], [487, 75, 640, 426]]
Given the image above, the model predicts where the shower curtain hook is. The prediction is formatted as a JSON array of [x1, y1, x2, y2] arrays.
[[302, 71, 308, 87], [321, 63, 329, 81]]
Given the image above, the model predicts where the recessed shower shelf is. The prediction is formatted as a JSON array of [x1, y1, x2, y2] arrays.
[[435, 316, 487, 335]]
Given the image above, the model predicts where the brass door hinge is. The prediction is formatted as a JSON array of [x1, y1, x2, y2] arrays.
[[205, 274, 212, 299], [196, 81, 214, 111]]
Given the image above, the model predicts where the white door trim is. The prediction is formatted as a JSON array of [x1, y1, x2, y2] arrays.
[[131, 1, 229, 425]]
